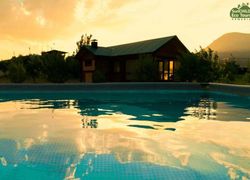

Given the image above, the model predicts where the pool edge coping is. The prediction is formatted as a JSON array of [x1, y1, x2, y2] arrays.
[[0, 82, 249, 96]]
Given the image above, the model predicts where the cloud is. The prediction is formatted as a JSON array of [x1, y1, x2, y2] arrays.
[[0, 0, 139, 59], [0, 0, 138, 42], [74, 0, 136, 24], [0, 0, 77, 41]]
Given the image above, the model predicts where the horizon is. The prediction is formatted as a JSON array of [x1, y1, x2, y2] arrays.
[[0, 0, 249, 60]]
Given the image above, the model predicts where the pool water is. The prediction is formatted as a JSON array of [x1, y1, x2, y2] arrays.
[[0, 90, 249, 180]]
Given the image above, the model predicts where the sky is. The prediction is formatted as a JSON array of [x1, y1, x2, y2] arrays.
[[0, 0, 249, 60]]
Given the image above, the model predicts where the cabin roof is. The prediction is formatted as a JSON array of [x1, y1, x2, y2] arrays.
[[83, 36, 177, 56]]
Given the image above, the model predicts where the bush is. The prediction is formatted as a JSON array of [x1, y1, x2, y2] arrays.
[[0, 60, 10, 76], [8, 62, 26, 83], [242, 73, 250, 83], [41, 53, 68, 83], [66, 56, 80, 79], [177, 48, 221, 82], [176, 52, 199, 82], [220, 60, 240, 82], [25, 55, 43, 82], [134, 55, 159, 81], [93, 70, 106, 83], [196, 48, 220, 82]]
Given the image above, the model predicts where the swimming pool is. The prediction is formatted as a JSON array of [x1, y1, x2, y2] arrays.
[[0, 90, 249, 179]]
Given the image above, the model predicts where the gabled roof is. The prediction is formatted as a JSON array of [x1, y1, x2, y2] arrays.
[[84, 36, 177, 57]]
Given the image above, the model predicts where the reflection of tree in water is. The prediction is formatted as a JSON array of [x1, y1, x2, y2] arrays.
[[21, 99, 77, 109], [191, 98, 217, 120], [81, 116, 98, 129]]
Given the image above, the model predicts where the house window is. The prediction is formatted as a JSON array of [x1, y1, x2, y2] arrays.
[[159, 60, 174, 81], [164, 61, 169, 80], [159, 61, 163, 80], [169, 60, 174, 80], [85, 59, 92, 67]]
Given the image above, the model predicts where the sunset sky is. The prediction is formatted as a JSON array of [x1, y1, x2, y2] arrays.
[[0, 0, 249, 60]]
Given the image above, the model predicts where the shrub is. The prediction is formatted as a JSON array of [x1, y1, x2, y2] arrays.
[[176, 52, 199, 82], [25, 55, 43, 82], [66, 56, 80, 79], [134, 55, 159, 81], [41, 53, 68, 83], [177, 48, 221, 82], [93, 70, 106, 83], [8, 62, 26, 83], [0, 60, 10, 76], [220, 60, 240, 82], [242, 73, 250, 83]]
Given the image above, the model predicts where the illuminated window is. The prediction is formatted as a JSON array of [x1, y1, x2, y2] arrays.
[[159, 60, 174, 81], [169, 60, 174, 80], [164, 62, 169, 80]]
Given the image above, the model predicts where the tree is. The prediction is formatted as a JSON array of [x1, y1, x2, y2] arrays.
[[176, 47, 221, 82], [195, 47, 221, 82], [221, 60, 240, 82], [76, 34, 93, 53], [8, 60, 26, 83], [176, 52, 199, 82], [66, 55, 80, 79], [0, 60, 11, 76], [41, 53, 68, 83], [25, 55, 43, 82], [243, 66, 250, 83]]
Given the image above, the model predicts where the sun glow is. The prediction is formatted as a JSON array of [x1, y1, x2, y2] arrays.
[[36, 15, 46, 27], [20, 3, 31, 16], [0, 0, 249, 60], [74, 1, 85, 22]]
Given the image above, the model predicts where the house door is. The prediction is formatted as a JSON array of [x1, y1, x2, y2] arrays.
[[85, 72, 93, 83], [159, 60, 174, 81]]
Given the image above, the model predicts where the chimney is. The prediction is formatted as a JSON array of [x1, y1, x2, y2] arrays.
[[91, 39, 98, 48]]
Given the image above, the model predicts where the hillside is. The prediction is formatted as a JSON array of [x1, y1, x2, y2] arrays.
[[208, 32, 250, 67]]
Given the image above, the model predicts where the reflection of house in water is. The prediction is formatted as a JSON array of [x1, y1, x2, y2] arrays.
[[75, 93, 203, 123], [1, 92, 223, 123], [189, 99, 217, 120], [82, 116, 98, 128]]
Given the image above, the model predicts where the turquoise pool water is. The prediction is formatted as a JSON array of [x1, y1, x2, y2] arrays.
[[0, 90, 249, 180]]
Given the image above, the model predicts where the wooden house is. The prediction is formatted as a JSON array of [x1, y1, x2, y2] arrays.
[[76, 36, 189, 82]]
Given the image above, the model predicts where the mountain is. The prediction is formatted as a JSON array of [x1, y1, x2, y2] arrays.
[[208, 32, 250, 67]]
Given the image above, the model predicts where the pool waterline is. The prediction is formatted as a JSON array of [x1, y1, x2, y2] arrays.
[[0, 90, 249, 179]]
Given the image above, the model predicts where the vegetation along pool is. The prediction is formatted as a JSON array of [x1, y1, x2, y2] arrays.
[[0, 90, 249, 179]]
